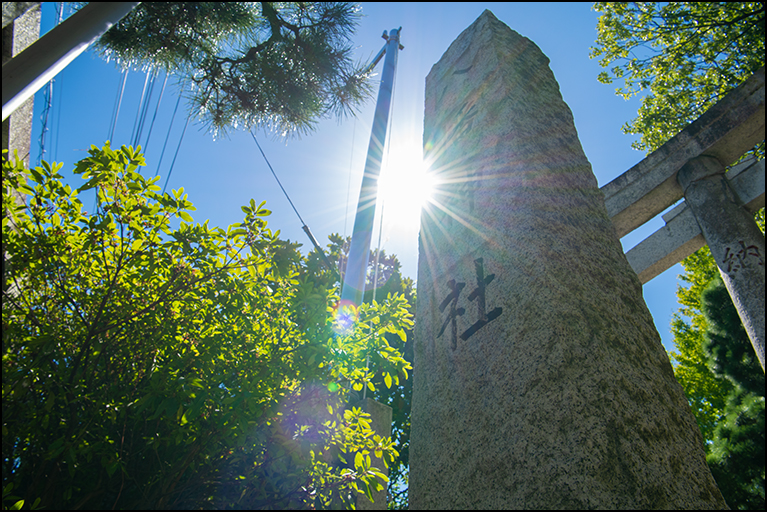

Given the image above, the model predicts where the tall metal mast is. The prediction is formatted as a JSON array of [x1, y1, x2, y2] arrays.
[[340, 27, 403, 308]]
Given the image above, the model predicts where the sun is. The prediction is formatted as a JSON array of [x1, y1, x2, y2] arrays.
[[377, 142, 438, 232]]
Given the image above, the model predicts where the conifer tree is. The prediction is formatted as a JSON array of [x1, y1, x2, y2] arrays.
[[700, 276, 765, 510], [92, 2, 374, 137]]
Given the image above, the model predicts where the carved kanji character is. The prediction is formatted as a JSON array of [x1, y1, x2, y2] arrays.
[[437, 279, 465, 350], [723, 240, 764, 273], [460, 258, 503, 341]]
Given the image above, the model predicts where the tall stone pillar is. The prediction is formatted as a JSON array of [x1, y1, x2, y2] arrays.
[[677, 156, 765, 371], [410, 10, 727, 509]]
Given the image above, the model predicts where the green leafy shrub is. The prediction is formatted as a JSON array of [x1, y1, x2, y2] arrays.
[[2, 144, 411, 509]]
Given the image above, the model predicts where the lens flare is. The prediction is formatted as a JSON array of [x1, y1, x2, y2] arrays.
[[332, 299, 359, 335], [378, 143, 438, 232]]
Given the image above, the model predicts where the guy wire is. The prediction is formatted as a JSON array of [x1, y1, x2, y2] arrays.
[[141, 73, 169, 159], [155, 81, 184, 178], [250, 130, 339, 276], [161, 114, 191, 195], [95, 67, 128, 214], [130, 71, 151, 147], [132, 69, 158, 149], [250, 131, 306, 225], [37, 2, 66, 165], [109, 69, 128, 143], [370, 47, 398, 309], [344, 117, 357, 239], [341, 116, 357, 280]]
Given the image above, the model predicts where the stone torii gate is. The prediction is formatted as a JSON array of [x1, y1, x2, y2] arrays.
[[409, 10, 749, 509], [604, 66, 765, 370]]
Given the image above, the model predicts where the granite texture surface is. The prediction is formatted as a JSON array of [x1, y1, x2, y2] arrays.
[[410, 10, 727, 510]]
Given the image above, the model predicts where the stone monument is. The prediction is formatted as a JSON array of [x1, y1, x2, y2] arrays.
[[409, 10, 727, 509]]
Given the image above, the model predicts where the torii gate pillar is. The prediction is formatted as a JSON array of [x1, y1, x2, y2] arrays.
[[678, 156, 765, 371]]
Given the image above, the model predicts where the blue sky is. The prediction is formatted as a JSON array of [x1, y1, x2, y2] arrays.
[[29, 2, 687, 352]]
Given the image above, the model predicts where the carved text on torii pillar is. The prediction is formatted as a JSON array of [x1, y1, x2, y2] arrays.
[[436, 258, 503, 350], [722, 240, 763, 273]]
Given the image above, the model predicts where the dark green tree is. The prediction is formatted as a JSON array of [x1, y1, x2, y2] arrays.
[[1, 145, 412, 510], [705, 389, 765, 510], [700, 276, 765, 510], [701, 275, 764, 396], [92, 2, 375, 137]]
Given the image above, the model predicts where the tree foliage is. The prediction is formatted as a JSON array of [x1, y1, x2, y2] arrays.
[[92, 2, 375, 138], [668, 248, 732, 435], [1, 144, 413, 509], [304, 234, 415, 509], [700, 275, 764, 396], [699, 276, 765, 510], [591, 2, 765, 153], [705, 388, 765, 510]]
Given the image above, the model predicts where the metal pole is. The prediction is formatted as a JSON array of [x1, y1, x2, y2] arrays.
[[2, 2, 141, 121], [340, 27, 403, 308]]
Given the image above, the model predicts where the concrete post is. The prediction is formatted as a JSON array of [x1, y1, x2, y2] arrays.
[[2, 2, 40, 165], [410, 10, 727, 509], [3, 4, 40, 296], [677, 155, 765, 371], [352, 398, 392, 510]]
